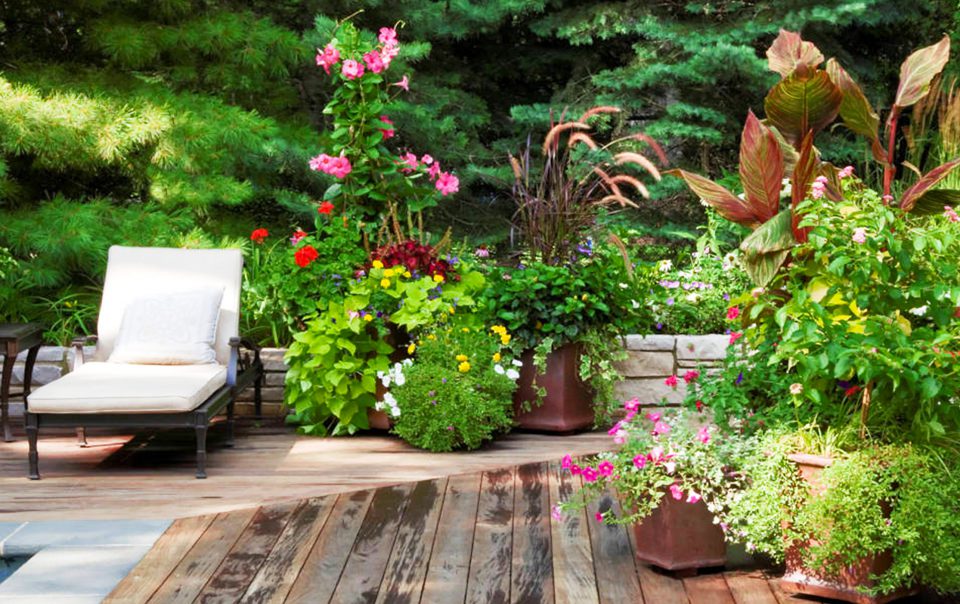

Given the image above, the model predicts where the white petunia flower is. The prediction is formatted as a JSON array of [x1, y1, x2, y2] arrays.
[[494, 364, 505, 375], [506, 369, 520, 381]]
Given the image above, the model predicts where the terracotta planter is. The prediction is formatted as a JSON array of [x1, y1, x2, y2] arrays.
[[513, 343, 594, 432], [633, 491, 726, 572], [780, 453, 917, 604]]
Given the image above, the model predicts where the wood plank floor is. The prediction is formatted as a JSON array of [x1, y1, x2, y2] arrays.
[[0, 419, 614, 521], [110, 460, 937, 604]]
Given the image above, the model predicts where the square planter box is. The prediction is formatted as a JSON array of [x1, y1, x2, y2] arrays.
[[513, 343, 594, 432], [633, 492, 726, 572]]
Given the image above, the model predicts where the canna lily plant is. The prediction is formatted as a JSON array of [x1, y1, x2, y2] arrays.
[[669, 30, 958, 287]]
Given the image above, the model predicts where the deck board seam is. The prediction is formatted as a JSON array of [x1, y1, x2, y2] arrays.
[[278, 493, 342, 604]]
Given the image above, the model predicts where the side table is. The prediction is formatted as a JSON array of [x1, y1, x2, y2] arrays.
[[0, 323, 44, 442]]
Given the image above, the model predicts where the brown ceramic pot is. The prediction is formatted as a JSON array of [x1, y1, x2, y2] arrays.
[[513, 342, 594, 432], [780, 453, 917, 604], [633, 491, 726, 572]]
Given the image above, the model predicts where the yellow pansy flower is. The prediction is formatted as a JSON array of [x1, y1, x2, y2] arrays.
[[403, 271, 412, 278], [433, 274, 445, 283], [407, 343, 416, 355], [500, 334, 511, 345], [363, 314, 373, 322], [380, 278, 391, 288], [372, 260, 384, 269], [458, 361, 471, 373], [384, 268, 395, 278], [493, 352, 501, 362]]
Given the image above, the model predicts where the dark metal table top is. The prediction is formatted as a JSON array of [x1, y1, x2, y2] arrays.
[[0, 323, 45, 344]]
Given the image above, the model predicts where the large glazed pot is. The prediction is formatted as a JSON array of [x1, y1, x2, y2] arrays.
[[513, 342, 594, 432], [633, 491, 726, 573], [781, 453, 916, 604]]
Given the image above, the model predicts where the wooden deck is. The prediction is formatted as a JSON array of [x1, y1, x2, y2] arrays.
[[107, 461, 815, 604], [0, 420, 613, 521]]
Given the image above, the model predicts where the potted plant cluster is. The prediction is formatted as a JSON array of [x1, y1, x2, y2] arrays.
[[666, 30, 960, 602], [484, 108, 661, 432], [558, 402, 753, 572]]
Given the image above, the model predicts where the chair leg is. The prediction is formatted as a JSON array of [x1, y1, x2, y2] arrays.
[[26, 416, 39, 480], [225, 401, 235, 448], [76, 427, 88, 447], [254, 373, 263, 420], [195, 425, 208, 479]]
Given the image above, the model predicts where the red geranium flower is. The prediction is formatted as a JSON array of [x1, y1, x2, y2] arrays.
[[250, 228, 269, 244], [318, 201, 335, 215], [294, 245, 319, 268]]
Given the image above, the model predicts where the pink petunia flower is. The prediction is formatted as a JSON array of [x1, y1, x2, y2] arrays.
[[551, 505, 563, 521], [624, 398, 640, 412], [436, 172, 460, 196], [686, 490, 702, 504], [582, 467, 598, 483], [669, 484, 684, 500], [697, 426, 711, 444], [598, 461, 614, 477], [595, 511, 604, 522], [420, 154, 434, 165], [652, 421, 671, 436], [607, 421, 623, 436], [633, 455, 647, 469], [646, 412, 660, 423], [315, 43, 340, 74], [683, 370, 700, 384], [613, 430, 627, 445], [341, 59, 364, 80], [561, 454, 573, 470], [570, 464, 581, 476], [664, 461, 676, 474]]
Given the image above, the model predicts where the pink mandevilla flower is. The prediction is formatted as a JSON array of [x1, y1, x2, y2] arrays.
[[341, 59, 364, 80], [697, 426, 711, 444], [729, 331, 743, 346], [669, 484, 684, 500], [852, 227, 867, 244], [597, 461, 614, 477], [664, 375, 678, 388], [428, 162, 442, 181], [378, 116, 395, 140], [633, 455, 647, 469], [392, 75, 410, 91], [683, 370, 700, 384], [380, 44, 400, 68], [420, 154, 434, 165], [436, 172, 460, 196], [315, 43, 340, 74], [686, 490, 702, 504], [363, 51, 385, 74], [582, 467, 598, 483], [399, 152, 418, 172], [378, 27, 398, 46]]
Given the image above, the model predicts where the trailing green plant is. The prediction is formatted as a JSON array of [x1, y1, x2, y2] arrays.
[[670, 30, 960, 287], [0, 247, 23, 324], [558, 406, 754, 526], [382, 323, 519, 451], [283, 261, 485, 435], [727, 431, 960, 596]]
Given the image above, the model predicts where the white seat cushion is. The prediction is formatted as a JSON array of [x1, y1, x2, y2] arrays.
[[27, 362, 228, 414]]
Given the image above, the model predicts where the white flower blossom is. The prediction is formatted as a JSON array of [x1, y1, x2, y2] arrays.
[[512, 359, 523, 367], [657, 259, 672, 272], [506, 368, 520, 381], [494, 364, 505, 375], [909, 305, 928, 316]]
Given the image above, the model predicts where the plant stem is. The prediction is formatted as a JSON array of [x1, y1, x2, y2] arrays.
[[883, 108, 901, 199], [859, 381, 873, 440]]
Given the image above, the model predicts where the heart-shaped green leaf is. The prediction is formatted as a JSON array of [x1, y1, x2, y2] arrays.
[[765, 69, 842, 148], [895, 35, 951, 109]]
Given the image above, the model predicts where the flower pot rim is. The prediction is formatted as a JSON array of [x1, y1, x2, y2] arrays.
[[787, 452, 833, 468]]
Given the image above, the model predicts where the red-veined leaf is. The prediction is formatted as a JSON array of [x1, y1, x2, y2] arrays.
[[766, 123, 800, 173], [791, 132, 817, 242], [740, 209, 796, 287], [905, 189, 960, 215], [765, 68, 842, 148], [766, 30, 825, 78], [825, 59, 885, 163], [818, 162, 844, 202], [895, 36, 950, 109], [739, 110, 784, 223], [666, 169, 762, 228], [900, 157, 960, 212]]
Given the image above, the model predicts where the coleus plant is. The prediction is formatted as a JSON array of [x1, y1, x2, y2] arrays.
[[669, 30, 957, 286]]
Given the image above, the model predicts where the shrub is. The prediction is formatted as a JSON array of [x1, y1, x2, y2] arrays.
[[385, 324, 519, 451]]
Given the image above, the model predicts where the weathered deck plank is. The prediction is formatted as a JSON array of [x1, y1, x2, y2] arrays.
[[585, 490, 644, 604], [466, 467, 516, 604], [548, 462, 599, 604], [420, 472, 481, 603], [510, 462, 553, 604], [724, 570, 780, 604], [684, 574, 736, 604]]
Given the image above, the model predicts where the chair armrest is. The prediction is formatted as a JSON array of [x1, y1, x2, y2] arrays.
[[71, 335, 98, 369], [227, 337, 262, 387]]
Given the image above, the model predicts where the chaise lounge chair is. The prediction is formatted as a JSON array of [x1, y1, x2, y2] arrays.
[[25, 246, 263, 479]]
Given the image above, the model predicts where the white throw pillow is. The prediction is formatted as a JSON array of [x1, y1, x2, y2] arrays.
[[108, 287, 225, 365]]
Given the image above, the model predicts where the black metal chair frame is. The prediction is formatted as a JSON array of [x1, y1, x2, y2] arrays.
[[26, 336, 263, 479]]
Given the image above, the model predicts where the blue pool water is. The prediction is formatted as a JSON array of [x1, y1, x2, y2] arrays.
[[0, 556, 30, 584]]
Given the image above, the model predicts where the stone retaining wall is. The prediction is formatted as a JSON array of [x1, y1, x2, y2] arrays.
[[7, 335, 728, 418]]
